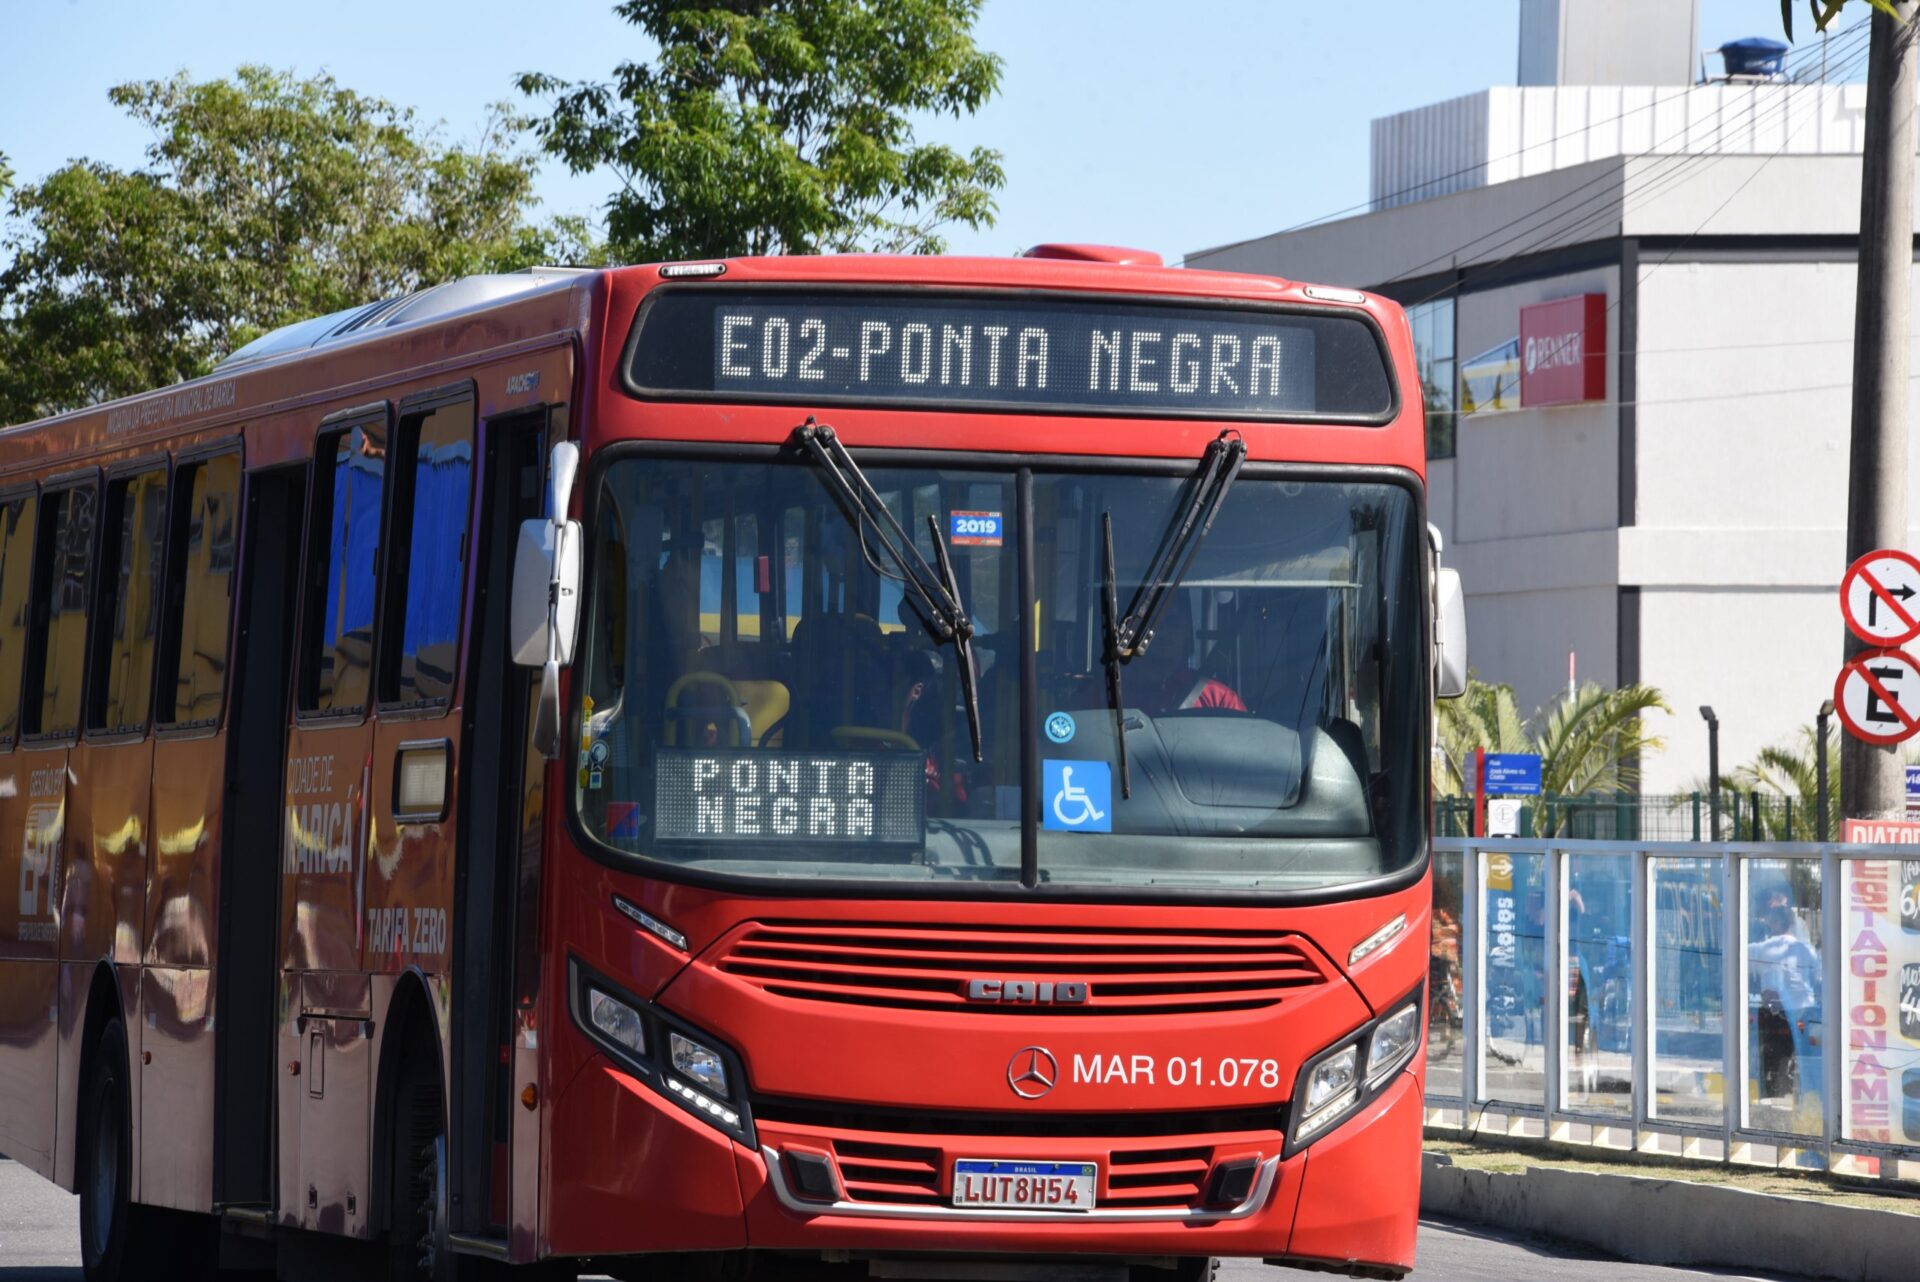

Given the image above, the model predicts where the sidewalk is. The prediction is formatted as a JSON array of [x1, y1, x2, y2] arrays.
[[1421, 1136, 1920, 1282]]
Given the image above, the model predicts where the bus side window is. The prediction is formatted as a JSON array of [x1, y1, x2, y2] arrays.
[[88, 467, 169, 734], [300, 418, 386, 715], [156, 454, 239, 727], [379, 397, 473, 707], [0, 492, 37, 746], [25, 483, 97, 738]]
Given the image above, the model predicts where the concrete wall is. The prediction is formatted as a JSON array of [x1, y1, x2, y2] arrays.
[[1519, 0, 1697, 89], [1369, 86, 1866, 214], [1440, 265, 1621, 729], [1627, 257, 1920, 792]]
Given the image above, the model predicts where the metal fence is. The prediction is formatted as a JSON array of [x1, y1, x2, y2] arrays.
[[1425, 837, 1920, 1180], [1434, 793, 1820, 842]]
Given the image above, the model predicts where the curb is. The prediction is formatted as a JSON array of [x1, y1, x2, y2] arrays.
[[1419, 1152, 1918, 1282]]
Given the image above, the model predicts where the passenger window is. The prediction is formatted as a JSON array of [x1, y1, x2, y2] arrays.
[[90, 468, 169, 733], [28, 484, 97, 737], [0, 493, 37, 744], [380, 398, 473, 706], [301, 419, 386, 715], [157, 454, 239, 726]]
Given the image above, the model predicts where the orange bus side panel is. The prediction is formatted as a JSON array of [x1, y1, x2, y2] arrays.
[[1, 747, 64, 963], [65, 739, 155, 966], [0, 959, 58, 1176], [139, 965, 215, 1211], [282, 726, 369, 975], [148, 731, 225, 969]]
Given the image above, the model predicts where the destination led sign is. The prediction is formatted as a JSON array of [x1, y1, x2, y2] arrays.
[[652, 748, 925, 852], [625, 289, 1395, 420]]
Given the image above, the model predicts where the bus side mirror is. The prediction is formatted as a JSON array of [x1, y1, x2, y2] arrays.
[[1434, 566, 1467, 699], [511, 519, 581, 667], [513, 441, 583, 759]]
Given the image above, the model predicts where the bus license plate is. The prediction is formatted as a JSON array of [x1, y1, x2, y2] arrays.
[[952, 1159, 1096, 1211]]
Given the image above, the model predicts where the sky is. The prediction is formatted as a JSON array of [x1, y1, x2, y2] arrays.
[[0, 0, 1856, 266]]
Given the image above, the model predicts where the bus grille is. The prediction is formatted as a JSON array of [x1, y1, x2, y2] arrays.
[[712, 921, 1329, 1015], [809, 1136, 1215, 1209]]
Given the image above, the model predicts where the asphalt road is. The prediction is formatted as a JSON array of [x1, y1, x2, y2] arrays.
[[0, 1158, 1795, 1281]]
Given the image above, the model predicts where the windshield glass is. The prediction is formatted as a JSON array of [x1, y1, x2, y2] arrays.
[[574, 454, 1425, 893]]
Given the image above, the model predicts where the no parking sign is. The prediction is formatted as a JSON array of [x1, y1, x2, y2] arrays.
[[1835, 649, 1920, 746]]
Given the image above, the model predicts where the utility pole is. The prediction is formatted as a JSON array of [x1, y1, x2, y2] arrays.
[[1842, 1, 1919, 825]]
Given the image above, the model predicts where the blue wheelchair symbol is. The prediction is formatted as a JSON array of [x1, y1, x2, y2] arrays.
[[1043, 759, 1111, 833]]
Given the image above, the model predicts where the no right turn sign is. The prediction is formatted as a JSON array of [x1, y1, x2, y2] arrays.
[[1841, 549, 1920, 646]]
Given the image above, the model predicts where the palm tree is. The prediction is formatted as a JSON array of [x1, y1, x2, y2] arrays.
[[1724, 721, 1844, 840], [1436, 676, 1671, 835], [1434, 676, 1528, 797]]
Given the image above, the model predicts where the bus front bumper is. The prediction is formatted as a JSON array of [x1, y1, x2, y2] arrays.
[[544, 1053, 1421, 1275]]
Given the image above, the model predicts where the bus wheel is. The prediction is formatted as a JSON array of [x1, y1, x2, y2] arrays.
[[78, 1018, 190, 1282], [389, 1058, 511, 1282]]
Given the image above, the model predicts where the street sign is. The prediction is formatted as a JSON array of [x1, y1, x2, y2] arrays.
[[1907, 765, 1920, 821], [1483, 753, 1543, 795], [1843, 817, 1920, 844], [1840, 548, 1920, 646], [1835, 648, 1920, 745], [1487, 798, 1523, 837]]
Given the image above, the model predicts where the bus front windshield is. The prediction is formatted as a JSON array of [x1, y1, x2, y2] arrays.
[[573, 452, 1426, 894]]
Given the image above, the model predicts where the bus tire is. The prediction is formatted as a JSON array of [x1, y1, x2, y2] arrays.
[[78, 1018, 203, 1282], [387, 1048, 513, 1282]]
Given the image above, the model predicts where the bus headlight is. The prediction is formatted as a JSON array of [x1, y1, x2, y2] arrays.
[[1287, 982, 1424, 1155], [587, 988, 648, 1059], [1366, 1002, 1421, 1088], [1293, 1046, 1360, 1142], [569, 957, 754, 1145], [670, 1032, 731, 1098]]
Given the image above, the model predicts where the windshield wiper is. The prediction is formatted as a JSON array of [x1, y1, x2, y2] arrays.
[[794, 419, 984, 762], [1100, 429, 1247, 799], [1100, 512, 1132, 798], [1114, 429, 1247, 660]]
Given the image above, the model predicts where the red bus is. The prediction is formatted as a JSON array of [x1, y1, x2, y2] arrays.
[[0, 246, 1466, 1281]]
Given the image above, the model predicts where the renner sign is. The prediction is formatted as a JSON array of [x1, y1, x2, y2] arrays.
[[1519, 293, 1606, 407]]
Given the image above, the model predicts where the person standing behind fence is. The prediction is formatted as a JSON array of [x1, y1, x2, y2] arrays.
[[1750, 904, 1822, 1120]]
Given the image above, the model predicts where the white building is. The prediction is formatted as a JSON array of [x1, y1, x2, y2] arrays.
[[1188, 0, 1919, 793]]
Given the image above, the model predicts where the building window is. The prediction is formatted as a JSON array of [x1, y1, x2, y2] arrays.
[[1407, 298, 1456, 460]]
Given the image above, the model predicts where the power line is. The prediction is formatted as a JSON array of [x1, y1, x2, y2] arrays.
[[1399, 33, 1875, 310], [1389, 28, 1874, 301], [1193, 19, 1869, 256]]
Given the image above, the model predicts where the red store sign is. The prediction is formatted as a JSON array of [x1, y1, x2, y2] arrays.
[[1519, 293, 1606, 407]]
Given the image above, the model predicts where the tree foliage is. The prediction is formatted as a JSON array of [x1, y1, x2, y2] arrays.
[[1436, 675, 1671, 802], [518, 0, 1006, 261], [0, 66, 596, 423], [1781, 0, 1904, 40]]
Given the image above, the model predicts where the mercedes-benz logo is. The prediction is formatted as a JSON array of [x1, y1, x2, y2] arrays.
[[1007, 1046, 1058, 1099]]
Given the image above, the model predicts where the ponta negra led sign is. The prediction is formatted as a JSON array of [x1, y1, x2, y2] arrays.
[[624, 288, 1396, 420], [652, 749, 925, 853]]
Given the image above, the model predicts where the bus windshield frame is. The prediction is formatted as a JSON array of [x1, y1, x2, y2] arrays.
[[568, 442, 1430, 903]]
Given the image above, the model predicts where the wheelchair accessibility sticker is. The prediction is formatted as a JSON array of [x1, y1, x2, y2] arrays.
[[1044, 759, 1111, 833]]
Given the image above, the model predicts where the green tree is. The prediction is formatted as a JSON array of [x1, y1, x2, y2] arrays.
[[1725, 722, 1838, 839], [1436, 677, 1671, 833], [0, 67, 596, 422], [1781, 0, 1903, 39], [518, 0, 1006, 261]]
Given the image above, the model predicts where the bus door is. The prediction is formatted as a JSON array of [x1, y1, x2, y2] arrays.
[[281, 403, 390, 1235], [446, 406, 549, 1241], [82, 457, 178, 1210], [212, 457, 299, 1211]]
